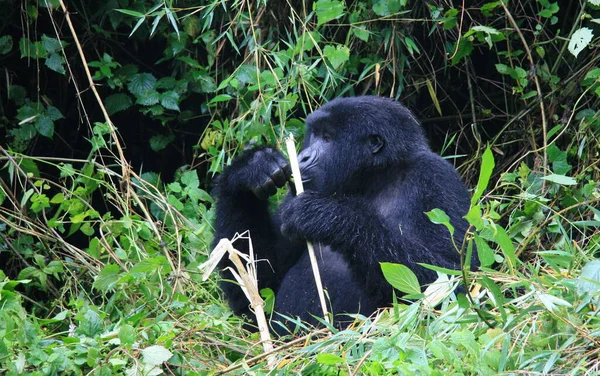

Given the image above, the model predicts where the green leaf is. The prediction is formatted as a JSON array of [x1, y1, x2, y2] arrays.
[[136, 90, 160, 106], [380, 262, 421, 294], [260, 288, 275, 314], [317, 353, 344, 365], [93, 264, 121, 292], [78, 309, 104, 337], [128, 73, 157, 96], [0, 35, 13, 55], [314, 0, 345, 25], [105, 93, 133, 115], [568, 27, 593, 58], [494, 225, 516, 271], [209, 94, 233, 104], [373, 0, 406, 16], [426, 208, 454, 235], [451, 38, 473, 65], [576, 260, 600, 295], [474, 234, 495, 267], [160, 91, 180, 111], [116, 9, 146, 18], [538, 293, 572, 312], [149, 134, 175, 152], [541, 174, 577, 186], [45, 53, 66, 75], [141, 345, 173, 366], [471, 145, 495, 205], [353, 26, 369, 42], [46, 106, 64, 121], [323, 44, 350, 70], [35, 115, 54, 138], [119, 324, 136, 346], [495, 63, 510, 75], [181, 170, 199, 187], [41, 34, 63, 54]]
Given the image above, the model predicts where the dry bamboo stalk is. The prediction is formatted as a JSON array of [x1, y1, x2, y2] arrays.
[[285, 136, 330, 325], [207, 238, 276, 368]]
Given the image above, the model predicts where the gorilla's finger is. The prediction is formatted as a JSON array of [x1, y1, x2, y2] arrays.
[[262, 177, 277, 197], [282, 164, 292, 180], [252, 186, 268, 200], [271, 167, 287, 187]]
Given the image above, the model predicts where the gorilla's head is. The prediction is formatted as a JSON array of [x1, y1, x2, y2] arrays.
[[297, 96, 429, 194]]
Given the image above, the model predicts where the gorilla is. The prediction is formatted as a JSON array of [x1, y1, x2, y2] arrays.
[[212, 96, 474, 333]]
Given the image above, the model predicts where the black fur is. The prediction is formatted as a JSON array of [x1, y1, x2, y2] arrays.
[[212, 96, 474, 333]]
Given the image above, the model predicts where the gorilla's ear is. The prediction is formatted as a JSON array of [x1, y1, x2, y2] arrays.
[[368, 135, 384, 154]]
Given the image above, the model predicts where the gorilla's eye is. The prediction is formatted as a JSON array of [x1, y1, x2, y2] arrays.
[[322, 132, 332, 143]]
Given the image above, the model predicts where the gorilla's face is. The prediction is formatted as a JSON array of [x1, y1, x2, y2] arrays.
[[297, 128, 335, 193], [298, 122, 385, 195]]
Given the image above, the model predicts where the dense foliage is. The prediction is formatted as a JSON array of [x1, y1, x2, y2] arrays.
[[1, 0, 599, 374]]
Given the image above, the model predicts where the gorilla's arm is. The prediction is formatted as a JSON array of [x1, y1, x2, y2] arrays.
[[212, 147, 302, 317], [280, 153, 470, 304]]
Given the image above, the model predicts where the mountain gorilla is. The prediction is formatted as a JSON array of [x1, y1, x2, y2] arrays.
[[213, 96, 474, 333]]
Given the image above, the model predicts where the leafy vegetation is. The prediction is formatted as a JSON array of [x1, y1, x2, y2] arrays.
[[1, 0, 600, 374]]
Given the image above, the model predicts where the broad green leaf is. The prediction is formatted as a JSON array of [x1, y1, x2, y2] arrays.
[[480, 276, 506, 321], [426, 208, 455, 235], [0, 35, 13, 55], [317, 353, 344, 365], [577, 260, 600, 295], [538, 293, 572, 312], [128, 73, 157, 96], [45, 53, 66, 75], [380, 262, 421, 294], [93, 264, 121, 292], [160, 91, 180, 111], [373, 0, 406, 16], [568, 27, 593, 58], [471, 145, 494, 205], [353, 26, 369, 42], [423, 273, 452, 307], [494, 225, 516, 271], [541, 174, 577, 186], [141, 345, 173, 366], [119, 324, 136, 346], [181, 170, 200, 187], [105, 93, 133, 115], [136, 90, 160, 106], [46, 106, 63, 121], [323, 44, 350, 70], [474, 234, 495, 267], [209, 94, 233, 104], [149, 134, 175, 151], [495, 63, 510, 75], [314, 0, 345, 26], [451, 38, 473, 65], [36, 115, 54, 138], [78, 309, 104, 337], [260, 288, 275, 314], [41, 34, 63, 53]]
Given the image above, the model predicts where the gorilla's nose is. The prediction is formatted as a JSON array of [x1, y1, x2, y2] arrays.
[[298, 149, 317, 171]]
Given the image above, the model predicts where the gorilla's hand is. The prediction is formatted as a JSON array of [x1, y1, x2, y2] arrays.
[[280, 191, 337, 242], [219, 147, 291, 199]]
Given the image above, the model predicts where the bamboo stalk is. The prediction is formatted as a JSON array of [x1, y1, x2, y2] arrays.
[[285, 136, 330, 325]]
